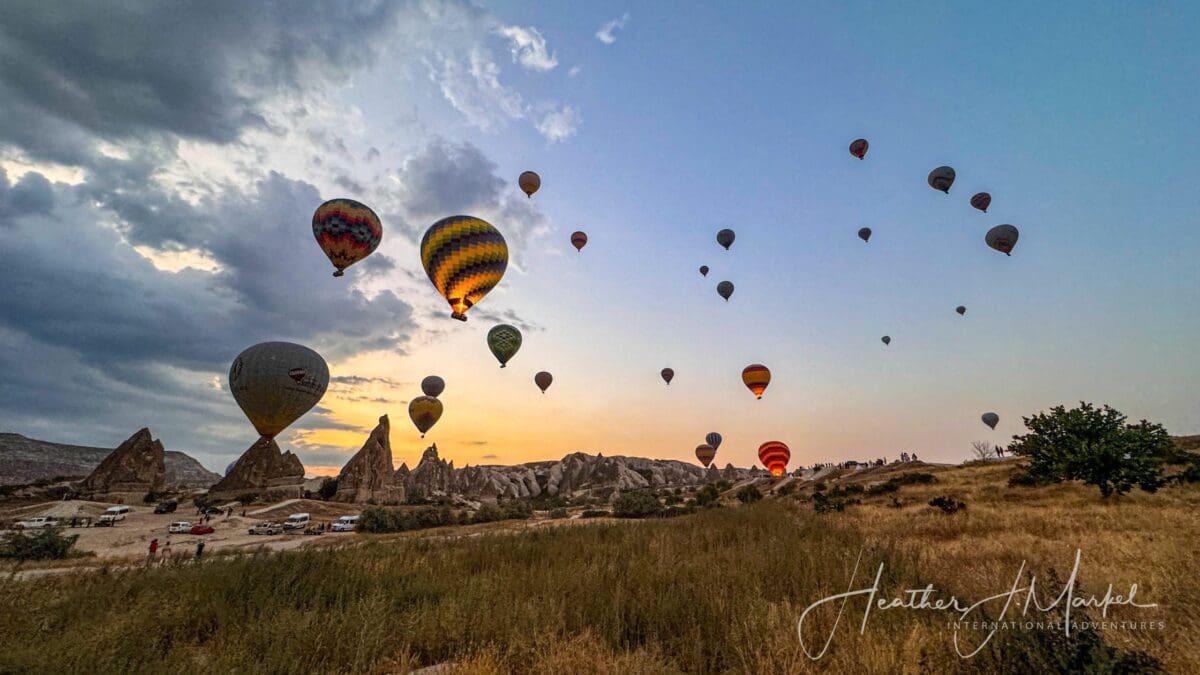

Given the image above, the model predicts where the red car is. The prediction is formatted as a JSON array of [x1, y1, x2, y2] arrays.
[[189, 525, 215, 535]]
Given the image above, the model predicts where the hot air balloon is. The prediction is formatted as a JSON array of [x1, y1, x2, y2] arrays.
[[312, 198, 383, 277], [570, 231, 588, 251], [661, 368, 674, 385], [742, 364, 770, 399], [534, 371, 553, 394], [985, 224, 1019, 256], [956, 306, 966, 316], [927, 166, 956, 193], [758, 441, 790, 477], [982, 412, 999, 430], [518, 171, 540, 197], [421, 375, 445, 398], [421, 215, 508, 321], [705, 432, 723, 450], [970, 192, 992, 213], [858, 227, 872, 242], [881, 335, 891, 345], [699, 265, 709, 277], [695, 443, 716, 468], [716, 229, 735, 250], [849, 138, 869, 160], [487, 324, 522, 368], [408, 396, 443, 437], [717, 281, 734, 301], [228, 342, 329, 439]]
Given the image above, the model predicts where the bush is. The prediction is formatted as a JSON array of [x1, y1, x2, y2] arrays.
[[548, 508, 568, 519], [928, 496, 966, 514], [812, 490, 859, 513], [693, 483, 721, 507], [317, 478, 339, 501], [0, 528, 80, 560], [580, 509, 609, 518], [865, 472, 937, 496], [1008, 402, 1172, 497], [735, 486, 763, 504], [357, 506, 460, 534], [612, 491, 662, 519]]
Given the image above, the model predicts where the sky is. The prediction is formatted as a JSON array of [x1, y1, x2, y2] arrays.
[[0, 1, 1197, 476]]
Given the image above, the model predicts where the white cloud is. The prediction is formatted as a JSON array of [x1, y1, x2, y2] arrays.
[[427, 47, 525, 131], [596, 13, 630, 45], [568, 65, 582, 77], [495, 25, 557, 72], [537, 106, 581, 143]]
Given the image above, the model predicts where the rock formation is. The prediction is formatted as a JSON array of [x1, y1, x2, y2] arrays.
[[334, 415, 403, 504], [208, 437, 305, 500], [1, 431, 220, 488], [80, 428, 166, 496]]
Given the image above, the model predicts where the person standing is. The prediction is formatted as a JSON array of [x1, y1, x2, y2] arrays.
[[160, 538, 172, 565], [195, 541, 205, 561], [147, 538, 159, 566]]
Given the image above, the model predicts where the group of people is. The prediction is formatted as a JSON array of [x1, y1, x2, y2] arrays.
[[146, 538, 205, 565]]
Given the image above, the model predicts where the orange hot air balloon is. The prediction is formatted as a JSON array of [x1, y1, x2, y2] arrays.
[[758, 441, 790, 477], [570, 231, 588, 251], [742, 364, 770, 399], [849, 138, 869, 160], [518, 171, 541, 198], [695, 443, 716, 468]]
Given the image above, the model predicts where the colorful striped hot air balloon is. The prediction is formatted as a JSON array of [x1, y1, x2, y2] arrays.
[[758, 441, 790, 477], [742, 364, 770, 399], [312, 199, 383, 277], [705, 432, 722, 450], [420, 215, 508, 321], [570, 231, 588, 251], [695, 443, 716, 468]]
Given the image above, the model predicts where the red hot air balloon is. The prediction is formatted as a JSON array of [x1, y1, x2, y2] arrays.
[[758, 441, 790, 477], [570, 231, 588, 251], [849, 138, 869, 160], [695, 443, 716, 468], [661, 368, 674, 385], [970, 192, 992, 213]]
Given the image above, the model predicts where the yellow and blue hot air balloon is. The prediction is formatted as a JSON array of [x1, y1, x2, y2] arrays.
[[420, 215, 508, 321]]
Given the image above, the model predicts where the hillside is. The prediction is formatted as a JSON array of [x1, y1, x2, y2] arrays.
[[0, 432, 220, 488]]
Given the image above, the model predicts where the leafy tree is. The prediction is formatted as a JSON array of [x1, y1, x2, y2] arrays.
[[735, 485, 763, 503], [613, 490, 662, 518], [694, 483, 721, 507], [317, 477, 339, 501], [1008, 402, 1172, 497]]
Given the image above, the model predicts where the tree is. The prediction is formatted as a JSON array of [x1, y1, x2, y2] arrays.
[[317, 477, 339, 501], [613, 490, 662, 518], [971, 441, 996, 461], [1008, 402, 1172, 497], [735, 485, 763, 503]]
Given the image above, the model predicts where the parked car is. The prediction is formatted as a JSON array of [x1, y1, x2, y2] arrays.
[[331, 515, 359, 532], [248, 522, 282, 535], [14, 516, 60, 530], [168, 521, 192, 534], [153, 501, 178, 514], [283, 513, 310, 532], [199, 506, 223, 516], [189, 525, 215, 535], [97, 505, 130, 525]]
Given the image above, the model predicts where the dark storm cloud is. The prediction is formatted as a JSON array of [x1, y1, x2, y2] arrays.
[[0, 0, 402, 162], [0, 168, 55, 221]]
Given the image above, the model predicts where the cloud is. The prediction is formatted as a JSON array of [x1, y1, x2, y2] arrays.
[[427, 48, 525, 132], [596, 13, 630, 45], [568, 66, 582, 78], [0, 168, 55, 221], [495, 25, 557, 72], [537, 106, 581, 143]]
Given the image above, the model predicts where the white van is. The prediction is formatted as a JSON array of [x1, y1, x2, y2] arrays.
[[331, 515, 359, 532], [283, 513, 310, 531], [98, 505, 130, 525]]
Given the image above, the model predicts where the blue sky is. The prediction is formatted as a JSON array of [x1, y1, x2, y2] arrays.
[[0, 1, 1196, 473]]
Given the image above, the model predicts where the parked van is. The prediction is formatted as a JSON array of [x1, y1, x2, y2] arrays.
[[331, 515, 359, 532], [283, 513, 310, 531], [98, 505, 130, 525]]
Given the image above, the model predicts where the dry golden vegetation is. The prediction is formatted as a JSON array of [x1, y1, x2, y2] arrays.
[[1, 460, 1196, 674]]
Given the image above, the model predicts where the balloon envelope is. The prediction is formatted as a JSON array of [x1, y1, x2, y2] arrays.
[[716, 229, 735, 250], [717, 280, 734, 301], [487, 324, 522, 368], [705, 432, 723, 450], [421, 215, 508, 321], [982, 412, 999, 430], [858, 227, 872, 242], [312, 199, 383, 277], [758, 441, 790, 477], [534, 371, 553, 393], [742, 364, 770, 399], [229, 342, 329, 439], [985, 224, 1019, 256], [881, 335, 891, 345], [699, 265, 709, 277], [518, 171, 541, 197], [695, 444, 716, 468], [970, 192, 992, 212], [956, 306, 966, 316], [570, 231, 588, 251], [927, 166, 956, 193], [420, 375, 445, 398], [661, 368, 674, 385], [849, 138, 869, 160], [408, 396, 443, 437]]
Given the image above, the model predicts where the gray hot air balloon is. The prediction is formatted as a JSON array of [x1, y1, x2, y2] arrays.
[[705, 432, 723, 450], [956, 305, 966, 316], [717, 280, 734, 301], [228, 342, 329, 439], [535, 371, 553, 393], [699, 265, 709, 277], [982, 412, 999, 430], [985, 224, 1019, 256], [716, 229, 735, 250], [881, 335, 891, 345], [927, 166, 956, 193], [421, 375, 445, 398], [858, 227, 872, 242]]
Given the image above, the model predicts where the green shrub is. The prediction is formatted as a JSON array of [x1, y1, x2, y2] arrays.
[[317, 477, 339, 501], [694, 483, 722, 507], [927, 496, 966, 514], [613, 491, 662, 518], [0, 527, 80, 560], [357, 506, 460, 534], [580, 509, 609, 518], [735, 485, 762, 504], [548, 508, 568, 519]]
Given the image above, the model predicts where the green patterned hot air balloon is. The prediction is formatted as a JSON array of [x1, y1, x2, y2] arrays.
[[487, 324, 522, 368]]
